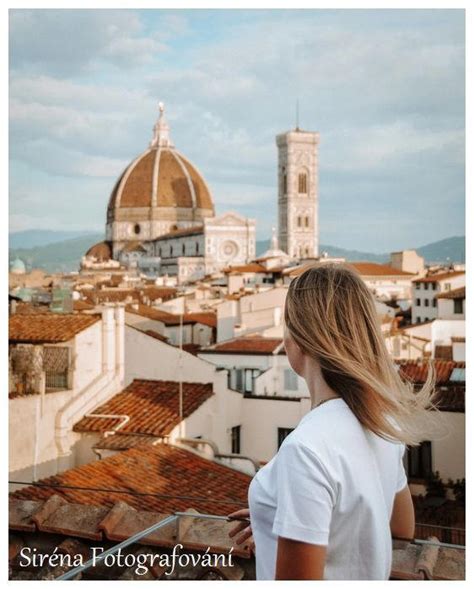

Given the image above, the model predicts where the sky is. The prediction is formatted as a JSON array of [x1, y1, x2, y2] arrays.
[[8, 8, 465, 252]]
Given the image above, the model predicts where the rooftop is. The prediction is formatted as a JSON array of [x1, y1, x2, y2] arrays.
[[9, 313, 100, 343], [73, 379, 214, 437], [222, 263, 268, 274], [415, 271, 465, 284], [10, 443, 251, 516], [288, 261, 415, 278], [200, 335, 285, 355], [396, 359, 465, 385], [436, 286, 465, 300]]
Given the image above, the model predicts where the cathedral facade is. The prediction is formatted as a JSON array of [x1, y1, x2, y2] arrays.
[[83, 104, 256, 283]]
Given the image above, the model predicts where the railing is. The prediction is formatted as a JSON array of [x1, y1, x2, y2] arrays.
[[51, 511, 464, 581], [55, 512, 241, 581], [45, 371, 69, 390], [415, 522, 465, 546]]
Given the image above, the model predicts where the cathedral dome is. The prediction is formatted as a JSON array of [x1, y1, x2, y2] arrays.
[[107, 104, 214, 221]]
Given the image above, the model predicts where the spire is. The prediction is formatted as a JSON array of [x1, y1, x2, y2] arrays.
[[150, 101, 173, 148], [270, 226, 278, 250]]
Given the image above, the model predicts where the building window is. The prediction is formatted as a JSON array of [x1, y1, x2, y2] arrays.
[[182, 243, 186, 255], [424, 283, 429, 290], [44, 346, 70, 390], [432, 298, 437, 308], [196, 242, 199, 254], [298, 173, 308, 194], [444, 283, 451, 291], [454, 299, 463, 314], [134, 223, 141, 235], [230, 368, 261, 393], [283, 173, 287, 194], [231, 425, 241, 454], [297, 216, 301, 227], [416, 317, 421, 323], [284, 369, 298, 391], [407, 441, 432, 479], [278, 427, 294, 449], [170, 246, 173, 256], [424, 299, 429, 307], [305, 216, 309, 227], [415, 298, 421, 306]]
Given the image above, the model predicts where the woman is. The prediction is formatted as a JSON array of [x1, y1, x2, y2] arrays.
[[227, 263, 444, 580]]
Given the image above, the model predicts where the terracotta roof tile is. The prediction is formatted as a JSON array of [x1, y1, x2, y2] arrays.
[[391, 538, 464, 580], [10, 443, 251, 516], [202, 336, 284, 355], [396, 359, 465, 384], [184, 312, 217, 328], [222, 263, 268, 274], [436, 286, 465, 300], [73, 300, 95, 311], [85, 287, 177, 305], [85, 241, 112, 261], [73, 379, 214, 436], [93, 434, 160, 451], [125, 304, 193, 325], [350, 262, 415, 277], [416, 271, 465, 284], [9, 313, 100, 343], [9, 498, 252, 564], [288, 261, 415, 277]]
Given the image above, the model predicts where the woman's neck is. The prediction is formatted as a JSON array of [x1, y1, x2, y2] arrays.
[[303, 360, 341, 409]]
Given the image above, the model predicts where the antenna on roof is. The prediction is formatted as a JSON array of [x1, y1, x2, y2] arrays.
[[295, 98, 300, 131]]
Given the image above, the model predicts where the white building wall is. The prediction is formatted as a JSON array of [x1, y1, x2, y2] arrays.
[[9, 307, 124, 485], [438, 297, 465, 320], [241, 396, 311, 463], [412, 275, 465, 323]]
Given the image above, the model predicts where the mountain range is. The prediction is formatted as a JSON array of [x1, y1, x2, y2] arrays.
[[9, 231, 465, 274]]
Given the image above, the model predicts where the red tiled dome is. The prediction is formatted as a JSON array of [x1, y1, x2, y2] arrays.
[[107, 147, 214, 214]]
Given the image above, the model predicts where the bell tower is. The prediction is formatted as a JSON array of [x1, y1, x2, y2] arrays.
[[276, 126, 320, 259]]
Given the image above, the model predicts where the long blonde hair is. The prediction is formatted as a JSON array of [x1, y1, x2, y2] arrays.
[[284, 262, 447, 446]]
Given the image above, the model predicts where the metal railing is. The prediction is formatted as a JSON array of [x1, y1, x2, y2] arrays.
[[51, 510, 465, 581]]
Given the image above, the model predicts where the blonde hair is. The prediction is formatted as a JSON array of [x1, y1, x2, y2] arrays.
[[284, 263, 447, 447]]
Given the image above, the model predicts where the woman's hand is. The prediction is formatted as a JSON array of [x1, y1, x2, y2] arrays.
[[227, 508, 255, 556]]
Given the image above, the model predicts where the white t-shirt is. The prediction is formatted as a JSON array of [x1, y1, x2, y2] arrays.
[[248, 397, 408, 580]]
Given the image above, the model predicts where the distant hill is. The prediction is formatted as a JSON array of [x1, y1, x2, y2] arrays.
[[9, 229, 97, 249], [416, 236, 465, 264], [256, 236, 465, 264], [9, 231, 465, 274], [9, 233, 104, 273]]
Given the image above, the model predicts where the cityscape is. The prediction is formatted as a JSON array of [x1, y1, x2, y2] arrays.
[[8, 8, 465, 581]]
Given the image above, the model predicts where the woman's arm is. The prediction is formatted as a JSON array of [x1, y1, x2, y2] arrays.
[[390, 485, 415, 540], [275, 536, 327, 580]]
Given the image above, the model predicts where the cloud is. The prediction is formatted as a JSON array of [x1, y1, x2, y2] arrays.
[[9, 10, 168, 75], [8, 9, 465, 250]]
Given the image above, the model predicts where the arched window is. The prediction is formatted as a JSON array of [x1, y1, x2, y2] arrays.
[[134, 223, 141, 235], [305, 216, 309, 227], [297, 216, 301, 227], [298, 173, 308, 194], [283, 174, 287, 194]]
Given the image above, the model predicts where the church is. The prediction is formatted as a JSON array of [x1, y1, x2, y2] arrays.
[[82, 103, 320, 282]]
